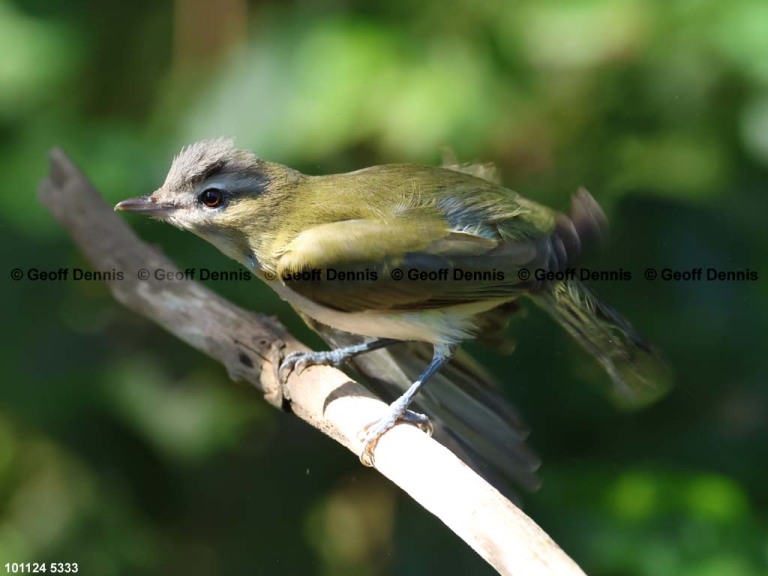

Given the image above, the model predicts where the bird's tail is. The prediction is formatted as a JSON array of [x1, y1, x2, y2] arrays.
[[533, 279, 671, 407], [303, 316, 541, 497], [354, 341, 542, 495]]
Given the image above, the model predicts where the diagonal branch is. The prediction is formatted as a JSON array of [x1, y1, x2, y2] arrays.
[[37, 148, 586, 576]]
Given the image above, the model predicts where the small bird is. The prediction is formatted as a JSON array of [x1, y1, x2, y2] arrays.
[[116, 139, 669, 487]]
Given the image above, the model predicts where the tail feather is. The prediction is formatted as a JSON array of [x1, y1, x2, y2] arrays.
[[372, 342, 542, 492], [303, 316, 541, 497], [533, 279, 671, 407]]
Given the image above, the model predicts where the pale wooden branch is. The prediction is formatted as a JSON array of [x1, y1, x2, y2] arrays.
[[37, 148, 586, 576]]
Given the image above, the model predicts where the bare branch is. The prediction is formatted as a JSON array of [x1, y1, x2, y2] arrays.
[[37, 148, 586, 576]]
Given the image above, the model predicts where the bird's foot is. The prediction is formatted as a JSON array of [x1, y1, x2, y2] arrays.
[[278, 349, 349, 382], [358, 399, 433, 467]]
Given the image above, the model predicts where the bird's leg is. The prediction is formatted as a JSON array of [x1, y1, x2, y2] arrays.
[[279, 338, 399, 381], [359, 343, 456, 467]]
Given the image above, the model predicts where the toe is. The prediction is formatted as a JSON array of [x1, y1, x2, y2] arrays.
[[399, 410, 433, 435], [358, 421, 389, 467], [359, 439, 377, 467], [278, 352, 303, 382]]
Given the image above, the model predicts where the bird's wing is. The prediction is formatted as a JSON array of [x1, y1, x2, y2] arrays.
[[274, 216, 552, 312]]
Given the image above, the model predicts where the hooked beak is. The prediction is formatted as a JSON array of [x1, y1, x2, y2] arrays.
[[114, 194, 175, 218]]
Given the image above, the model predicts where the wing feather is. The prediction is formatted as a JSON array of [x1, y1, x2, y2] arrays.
[[276, 217, 550, 312]]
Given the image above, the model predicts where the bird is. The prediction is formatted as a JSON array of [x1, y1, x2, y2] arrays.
[[115, 138, 669, 491]]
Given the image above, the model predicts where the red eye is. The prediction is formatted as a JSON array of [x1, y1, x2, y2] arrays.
[[199, 188, 224, 208]]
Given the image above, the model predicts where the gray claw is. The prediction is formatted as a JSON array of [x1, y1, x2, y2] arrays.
[[358, 407, 432, 467], [399, 410, 433, 435], [279, 349, 352, 383], [278, 351, 309, 382]]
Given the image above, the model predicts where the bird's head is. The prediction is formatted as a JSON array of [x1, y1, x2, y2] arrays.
[[115, 138, 302, 267]]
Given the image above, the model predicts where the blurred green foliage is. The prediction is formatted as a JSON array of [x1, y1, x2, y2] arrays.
[[1, 0, 767, 574]]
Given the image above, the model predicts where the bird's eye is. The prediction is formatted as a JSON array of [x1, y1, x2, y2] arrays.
[[199, 188, 224, 208]]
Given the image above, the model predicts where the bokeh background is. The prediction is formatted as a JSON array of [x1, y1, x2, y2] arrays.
[[2, 0, 768, 574]]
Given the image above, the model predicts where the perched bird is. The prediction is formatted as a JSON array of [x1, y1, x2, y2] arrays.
[[116, 139, 669, 491]]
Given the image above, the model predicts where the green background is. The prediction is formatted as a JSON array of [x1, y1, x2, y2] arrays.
[[2, 0, 767, 574]]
